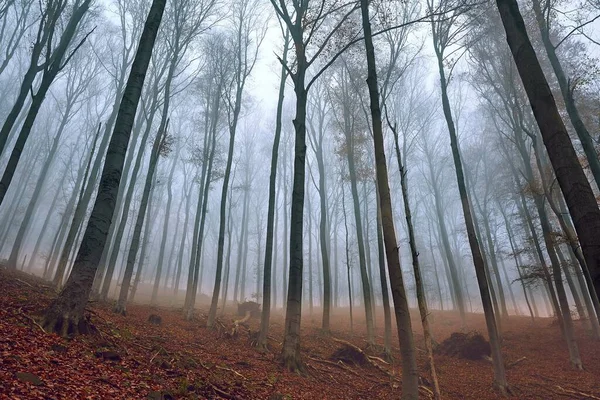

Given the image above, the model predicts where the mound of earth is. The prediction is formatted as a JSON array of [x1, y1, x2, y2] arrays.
[[435, 331, 491, 360]]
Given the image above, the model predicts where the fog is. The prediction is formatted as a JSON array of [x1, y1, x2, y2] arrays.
[[1, 0, 600, 396]]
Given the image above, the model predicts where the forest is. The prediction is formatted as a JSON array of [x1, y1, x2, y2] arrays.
[[1, 0, 600, 398]]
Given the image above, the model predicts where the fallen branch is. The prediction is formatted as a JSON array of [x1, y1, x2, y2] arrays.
[[150, 350, 160, 364], [332, 338, 396, 379], [307, 356, 361, 377], [208, 382, 237, 400], [419, 385, 434, 399], [15, 278, 33, 288], [556, 386, 600, 400], [368, 355, 389, 365], [215, 365, 246, 380], [507, 356, 526, 368]]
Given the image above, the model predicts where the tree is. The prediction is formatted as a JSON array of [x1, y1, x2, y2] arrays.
[[0, 0, 93, 206], [258, 28, 290, 350], [41, 0, 167, 336], [359, 0, 419, 398], [530, 0, 600, 191], [268, 0, 359, 371], [429, 0, 509, 392], [207, 0, 267, 328], [496, 0, 600, 304]]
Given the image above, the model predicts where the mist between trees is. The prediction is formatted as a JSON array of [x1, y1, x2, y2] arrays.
[[1, 0, 600, 398]]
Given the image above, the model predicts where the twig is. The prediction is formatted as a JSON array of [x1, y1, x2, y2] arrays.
[[150, 350, 160, 364], [555, 386, 600, 400], [15, 278, 33, 288], [215, 365, 247, 380], [307, 356, 361, 378], [208, 382, 237, 400], [507, 356, 527, 368], [419, 385, 434, 399], [368, 355, 390, 365]]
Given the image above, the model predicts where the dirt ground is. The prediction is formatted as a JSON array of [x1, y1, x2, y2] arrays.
[[1, 267, 599, 399]]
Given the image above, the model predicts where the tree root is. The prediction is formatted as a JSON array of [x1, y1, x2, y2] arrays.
[[17, 308, 46, 333], [41, 310, 94, 338]]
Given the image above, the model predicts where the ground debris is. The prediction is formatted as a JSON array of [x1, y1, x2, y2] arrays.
[[434, 331, 491, 360], [2, 268, 600, 399]]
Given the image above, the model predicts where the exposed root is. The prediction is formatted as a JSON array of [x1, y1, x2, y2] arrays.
[[17, 308, 46, 333], [41, 310, 94, 338], [112, 303, 126, 316], [280, 352, 306, 375]]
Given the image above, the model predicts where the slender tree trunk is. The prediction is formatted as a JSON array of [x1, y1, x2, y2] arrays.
[[0, 0, 92, 205], [360, 1, 419, 397], [375, 194, 392, 356], [151, 139, 180, 305], [531, 0, 600, 190], [114, 118, 167, 314], [41, 0, 166, 335], [496, 0, 600, 305], [233, 187, 249, 303], [207, 95, 243, 327], [258, 32, 288, 347], [8, 104, 73, 268], [342, 184, 353, 332], [344, 110, 375, 345], [390, 122, 440, 399], [432, 20, 508, 392], [49, 124, 101, 282]]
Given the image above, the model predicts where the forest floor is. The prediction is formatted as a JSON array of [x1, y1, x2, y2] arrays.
[[1, 267, 600, 399]]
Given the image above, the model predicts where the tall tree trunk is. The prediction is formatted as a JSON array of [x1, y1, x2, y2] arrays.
[[344, 108, 375, 345], [0, 0, 92, 205], [432, 17, 508, 393], [98, 106, 158, 300], [390, 122, 440, 399], [114, 118, 167, 314], [207, 96, 243, 326], [279, 33, 308, 372], [233, 187, 249, 303], [258, 31, 288, 347], [375, 192, 392, 357], [307, 190, 314, 314], [530, 0, 600, 190], [48, 124, 101, 282], [8, 103, 72, 268], [342, 184, 353, 332], [360, 1, 419, 397], [130, 181, 160, 302], [496, 0, 600, 305], [41, 0, 166, 336]]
